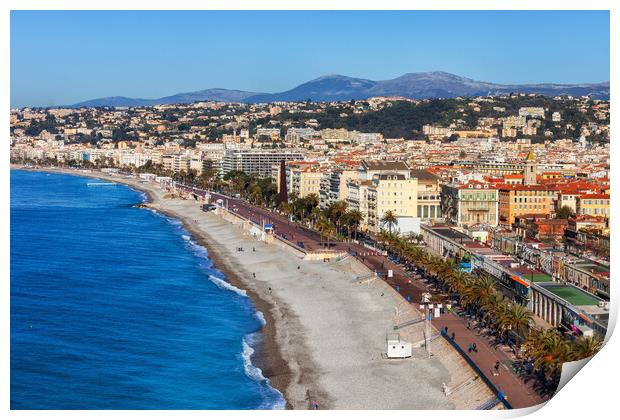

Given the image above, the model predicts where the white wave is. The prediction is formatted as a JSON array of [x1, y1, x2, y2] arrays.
[[208, 275, 247, 296], [132, 195, 285, 408], [242, 337, 262, 381], [242, 335, 286, 410], [255, 311, 267, 327]]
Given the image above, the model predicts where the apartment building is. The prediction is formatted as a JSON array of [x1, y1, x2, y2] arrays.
[[319, 169, 358, 209], [162, 154, 191, 174], [221, 149, 304, 178], [346, 180, 372, 232], [498, 185, 558, 225], [518, 107, 545, 118], [366, 173, 418, 234], [255, 128, 281, 139], [441, 181, 499, 227], [576, 194, 610, 218], [411, 169, 442, 222], [286, 161, 323, 198], [358, 160, 410, 181]]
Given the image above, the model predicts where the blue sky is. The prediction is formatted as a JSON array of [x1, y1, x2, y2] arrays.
[[10, 10, 610, 107]]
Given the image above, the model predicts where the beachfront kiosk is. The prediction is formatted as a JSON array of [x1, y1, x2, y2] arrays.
[[386, 333, 412, 359]]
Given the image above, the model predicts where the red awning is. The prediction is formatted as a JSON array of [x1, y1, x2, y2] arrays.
[[511, 275, 530, 288], [578, 313, 593, 323]]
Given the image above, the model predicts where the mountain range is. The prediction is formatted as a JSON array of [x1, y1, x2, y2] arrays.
[[70, 71, 610, 107]]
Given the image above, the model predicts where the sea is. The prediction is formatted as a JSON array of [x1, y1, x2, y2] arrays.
[[10, 169, 285, 409]]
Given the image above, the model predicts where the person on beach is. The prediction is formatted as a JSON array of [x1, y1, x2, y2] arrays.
[[252, 272, 256, 278]]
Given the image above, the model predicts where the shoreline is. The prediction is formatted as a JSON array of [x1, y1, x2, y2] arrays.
[[150, 203, 295, 409], [11, 165, 300, 409], [11, 165, 494, 410]]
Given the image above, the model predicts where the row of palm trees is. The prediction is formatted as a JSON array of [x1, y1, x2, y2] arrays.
[[157, 166, 605, 392], [379, 231, 603, 392], [114, 163, 603, 392], [54, 160, 603, 393]]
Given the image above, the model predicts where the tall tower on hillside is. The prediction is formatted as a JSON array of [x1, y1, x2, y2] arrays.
[[279, 160, 288, 204], [524, 149, 537, 185]]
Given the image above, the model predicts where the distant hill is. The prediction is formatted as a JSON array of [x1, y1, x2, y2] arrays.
[[69, 71, 609, 107], [71, 88, 261, 108], [246, 72, 609, 102]]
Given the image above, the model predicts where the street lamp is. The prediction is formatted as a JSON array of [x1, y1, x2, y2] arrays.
[[421, 292, 433, 358]]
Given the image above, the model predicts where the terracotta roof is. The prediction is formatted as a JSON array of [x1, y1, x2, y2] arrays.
[[498, 184, 556, 192], [579, 194, 609, 199], [410, 169, 440, 181], [361, 160, 410, 171]]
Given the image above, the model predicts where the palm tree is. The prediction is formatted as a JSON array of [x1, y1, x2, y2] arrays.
[[310, 206, 323, 228], [525, 328, 571, 385], [326, 200, 347, 222], [316, 217, 335, 249], [279, 201, 292, 216], [342, 209, 363, 240], [568, 335, 603, 360], [248, 184, 263, 205], [380, 210, 398, 235], [481, 293, 503, 323], [464, 276, 496, 313], [503, 303, 533, 341]]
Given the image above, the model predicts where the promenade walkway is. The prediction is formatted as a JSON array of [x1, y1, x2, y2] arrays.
[[352, 249, 546, 409], [204, 191, 547, 409]]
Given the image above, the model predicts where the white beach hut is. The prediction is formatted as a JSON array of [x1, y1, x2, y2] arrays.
[[386, 333, 412, 358]]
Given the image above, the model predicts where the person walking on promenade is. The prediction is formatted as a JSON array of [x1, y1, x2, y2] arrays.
[[494, 361, 501, 376], [472, 343, 478, 352], [451, 332, 455, 341]]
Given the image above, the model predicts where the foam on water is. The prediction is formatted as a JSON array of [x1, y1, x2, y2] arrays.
[[11, 170, 286, 410], [255, 311, 267, 327], [242, 333, 287, 410], [158, 212, 285, 408], [208, 274, 248, 297]]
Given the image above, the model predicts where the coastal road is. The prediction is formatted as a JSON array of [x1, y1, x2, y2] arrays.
[[202, 190, 546, 409]]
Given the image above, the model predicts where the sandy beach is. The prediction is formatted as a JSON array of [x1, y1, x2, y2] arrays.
[[13, 166, 495, 409]]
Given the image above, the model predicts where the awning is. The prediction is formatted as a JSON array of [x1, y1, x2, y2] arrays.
[[578, 313, 593, 323], [511, 275, 530, 288]]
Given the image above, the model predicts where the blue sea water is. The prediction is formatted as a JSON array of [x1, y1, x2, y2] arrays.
[[10, 170, 285, 409]]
